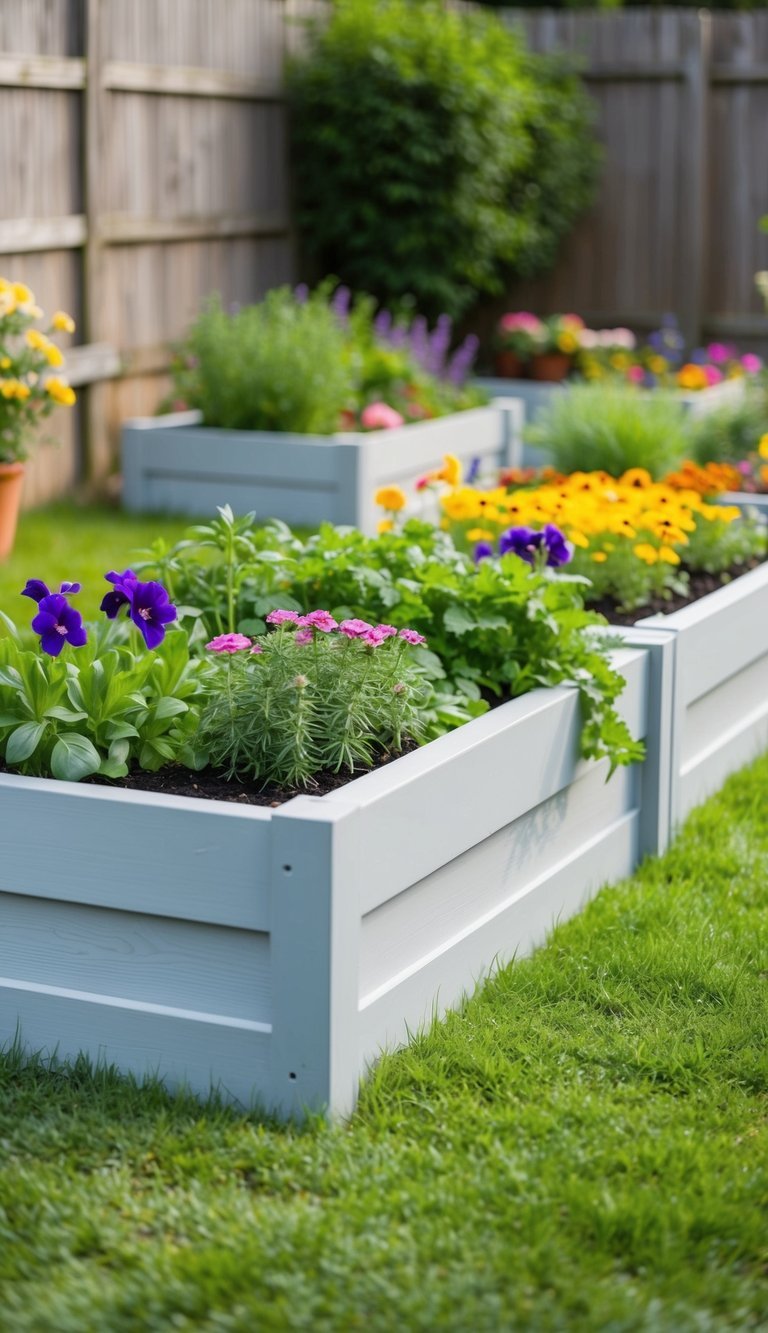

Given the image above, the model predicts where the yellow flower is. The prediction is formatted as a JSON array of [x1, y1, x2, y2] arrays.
[[438, 454, 462, 487], [377, 518, 394, 534], [591, 552, 608, 563], [648, 355, 668, 375], [609, 352, 629, 371], [0, 379, 31, 401], [0, 357, 10, 370], [467, 527, 495, 542], [0, 290, 17, 316], [621, 467, 653, 490], [374, 485, 407, 512], [634, 543, 659, 565], [44, 342, 64, 368], [52, 310, 76, 334], [25, 328, 47, 351], [658, 546, 681, 565], [677, 364, 708, 391], [569, 530, 589, 548], [12, 282, 33, 306], [557, 331, 579, 354], [758, 434, 768, 461], [45, 376, 76, 407]]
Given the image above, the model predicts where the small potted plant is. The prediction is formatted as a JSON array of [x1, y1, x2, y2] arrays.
[[0, 277, 76, 559], [493, 312, 546, 378], [529, 314, 584, 382]]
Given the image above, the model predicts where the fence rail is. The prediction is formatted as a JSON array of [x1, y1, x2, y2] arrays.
[[1, 4, 768, 507]]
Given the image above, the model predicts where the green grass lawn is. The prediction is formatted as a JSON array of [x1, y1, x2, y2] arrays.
[[2, 754, 767, 1331], [0, 503, 191, 623]]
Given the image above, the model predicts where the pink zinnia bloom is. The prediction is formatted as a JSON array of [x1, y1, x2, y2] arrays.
[[627, 365, 645, 384], [294, 628, 314, 645], [362, 628, 386, 646], [206, 633, 252, 653], [251, 643, 264, 654], [704, 365, 724, 386], [360, 402, 405, 431], [298, 609, 338, 633], [705, 342, 732, 365], [738, 460, 752, 475], [399, 628, 426, 646], [339, 618, 373, 638], [373, 623, 398, 639], [266, 609, 300, 625], [741, 353, 762, 374]]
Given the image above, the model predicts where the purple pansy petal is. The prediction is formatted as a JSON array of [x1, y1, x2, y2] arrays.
[[40, 631, 65, 657], [20, 579, 50, 603], [59, 581, 81, 596], [100, 589, 130, 618], [474, 541, 494, 564], [127, 580, 178, 649]]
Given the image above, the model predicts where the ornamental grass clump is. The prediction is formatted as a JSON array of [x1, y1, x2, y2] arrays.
[[526, 382, 692, 479], [0, 572, 204, 782], [199, 611, 429, 788]]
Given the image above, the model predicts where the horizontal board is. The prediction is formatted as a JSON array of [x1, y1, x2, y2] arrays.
[[678, 708, 768, 822], [357, 816, 638, 1067], [681, 653, 768, 771], [0, 774, 272, 930], [3, 980, 272, 1107], [102, 59, 283, 99], [100, 212, 289, 245], [0, 215, 87, 254], [0, 53, 85, 89], [359, 759, 636, 1002], [327, 649, 647, 913], [0, 893, 271, 1024]]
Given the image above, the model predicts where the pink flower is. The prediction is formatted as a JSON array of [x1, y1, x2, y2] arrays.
[[399, 628, 426, 646], [374, 623, 398, 639], [206, 633, 252, 653], [627, 365, 645, 384], [705, 342, 732, 365], [294, 628, 314, 645], [266, 609, 299, 625], [741, 353, 762, 374], [415, 475, 431, 491], [339, 618, 373, 638], [499, 312, 543, 335], [704, 365, 724, 386], [251, 643, 264, 654], [362, 623, 398, 647], [360, 402, 405, 431], [297, 609, 338, 633]]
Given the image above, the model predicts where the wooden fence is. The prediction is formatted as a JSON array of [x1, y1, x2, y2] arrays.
[[2, 4, 768, 507], [500, 8, 768, 353]]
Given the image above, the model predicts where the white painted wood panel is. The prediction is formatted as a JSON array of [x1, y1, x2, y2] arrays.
[[3, 979, 271, 1106], [0, 893, 271, 1024], [0, 775, 272, 930], [681, 653, 768, 770], [359, 759, 636, 1001]]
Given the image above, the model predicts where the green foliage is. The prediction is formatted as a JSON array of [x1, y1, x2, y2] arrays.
[[3, 755, 768, 1329], [527, 382, 693, 478], [287, 0, 600, 319], [690, 381, 768, 465], [200, 625, 429, 788], [0, 620, 206, 781], [136, 507, 644, 772], [684, 509, 767, 575], [176, 290, 354, 434]]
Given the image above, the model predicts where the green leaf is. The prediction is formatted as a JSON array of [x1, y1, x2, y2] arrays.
[[443, 605, 478, 635], [108, 737, 131, 765], [0, 609, 21, 642], [153, 696, 189, 721], [0, 665, 22, 688], [50, 733, 102, 782], [44, 706, 89, 723], [98, 757, 129, 780], [5, 721, 47, 764]]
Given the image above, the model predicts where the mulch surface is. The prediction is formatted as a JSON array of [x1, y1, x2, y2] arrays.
[[592, 559, 764, 627]]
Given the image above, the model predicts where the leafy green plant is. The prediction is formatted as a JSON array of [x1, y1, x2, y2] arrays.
[[136, 508, 644, 772], [0, 619, 205, 781], [526, 383, 692, 478], [690, 383, 768, 465], [287, 0, 600, 319], [175, 290, 354, 434], [200, 616, 432, 788]]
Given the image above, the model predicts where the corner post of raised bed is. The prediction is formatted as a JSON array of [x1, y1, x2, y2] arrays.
[[610, 626, 678, 858], [269, 796, 362, 1120], [491, 396, 525, 468]]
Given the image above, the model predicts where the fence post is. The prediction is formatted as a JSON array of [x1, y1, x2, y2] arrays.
[[83, 0, 112, 486], [679, 10, 712, 350]]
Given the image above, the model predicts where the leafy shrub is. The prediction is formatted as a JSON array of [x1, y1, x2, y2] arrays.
[[287, 0, 600, 319], [136, 507, 644, 771], [526, 383, 692, 478], [200, 616, 430, 788], [690, 384, 768, 465], [176, 289, 354, 434]]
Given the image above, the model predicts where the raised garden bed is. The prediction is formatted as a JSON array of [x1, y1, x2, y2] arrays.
[[121, 402, 523, 535], [638, 560, 768, 825], [719, 491, 768, 518], [0, 641, 670, 1119]]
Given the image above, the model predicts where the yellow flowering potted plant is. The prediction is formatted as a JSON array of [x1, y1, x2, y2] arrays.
[[0, 277, 76, 558], [529, 314, 583, 382]]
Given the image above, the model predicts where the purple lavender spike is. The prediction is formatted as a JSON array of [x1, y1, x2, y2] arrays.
[[294, 283, 309, 304], [374, 309, 393, 339]]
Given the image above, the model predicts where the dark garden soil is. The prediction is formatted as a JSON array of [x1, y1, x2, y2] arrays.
[[76, 738, 420, 808], [596, 558, 765, 627]]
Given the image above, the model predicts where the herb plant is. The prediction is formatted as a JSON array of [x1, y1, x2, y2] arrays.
[[526, 383, 692, 479]]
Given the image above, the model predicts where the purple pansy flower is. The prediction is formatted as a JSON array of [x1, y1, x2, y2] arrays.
[[474, 541, 495, 564], [127, 581, 178, 649], [31, 593, 87, 657], [100, 568, 138, 619], [541, 523, 572, 567], [21, 578, 81, 604], [499, 524, 571, 568]]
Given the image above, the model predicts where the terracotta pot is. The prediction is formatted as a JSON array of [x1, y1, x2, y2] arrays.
[[0, 461, 25, 561], [530, 353, 572, 383], [494, 350, 527, 380]]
